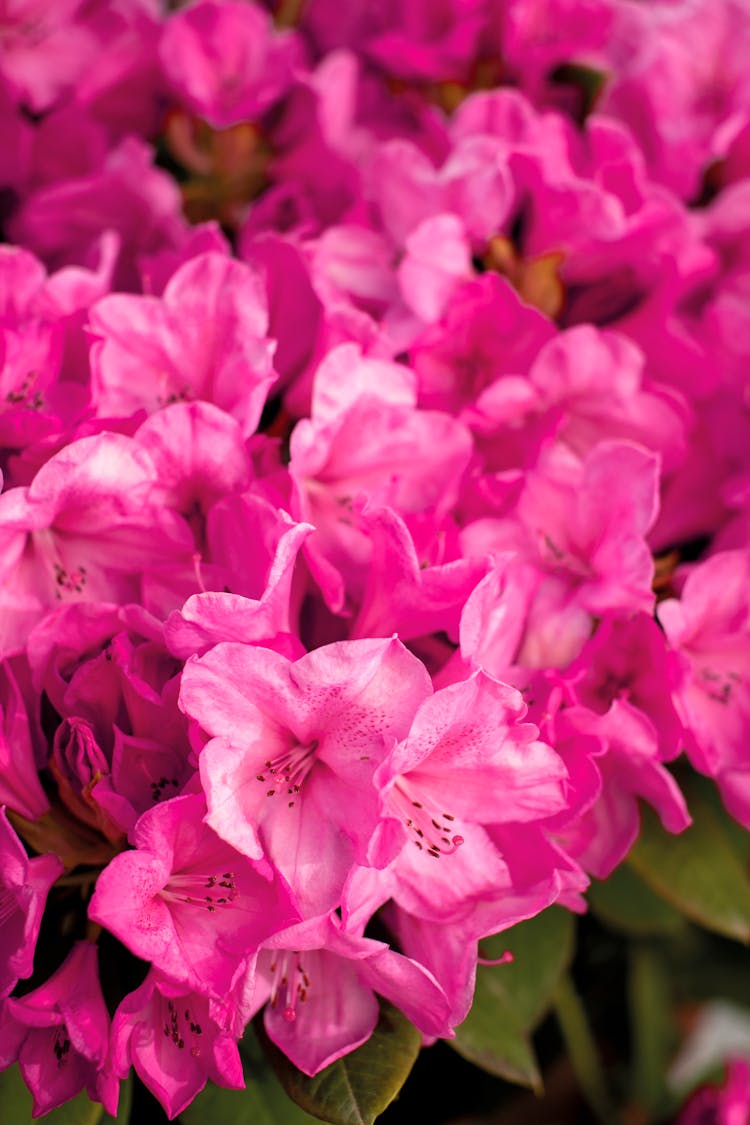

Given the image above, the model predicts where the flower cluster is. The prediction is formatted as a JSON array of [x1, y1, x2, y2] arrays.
[[0, 0, 749, 1119]]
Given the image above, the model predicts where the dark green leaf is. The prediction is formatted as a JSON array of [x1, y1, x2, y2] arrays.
[[628, 775, 750, 943], [588, 863, 687, 937], [451, 906, 575, 1090], [257, 1003, 421, 1125]]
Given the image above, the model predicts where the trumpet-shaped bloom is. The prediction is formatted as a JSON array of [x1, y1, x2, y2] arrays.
[[111, 969, 243, 1120], [89, 794, 299, 994], [90, 253, 276, 434], [239, 913, 451, 1076], [179, 637, 432, 913], [3, 942, 117, 1117]]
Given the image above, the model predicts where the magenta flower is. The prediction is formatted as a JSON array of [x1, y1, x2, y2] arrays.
[[10, 137, 188, 287], [111, 968, 243, 1120], [678, 1058, 750, 1125], [0, 432, 192, 657], [0, 807, 62, 998], [462, 440, 661, 667], [350, 505, 490, 643], [289, 343, 472, 612], [89, 793, 298, 995], [3, 941, 117, 1117], [658, 549, 750, 827], [0, 660, 50, 820], [160, 0, 302, 129], [549, 702, 690, 878], [240, 913, 451, 1076]]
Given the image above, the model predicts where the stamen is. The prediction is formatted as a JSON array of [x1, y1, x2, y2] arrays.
[[257, 740, 319, 807], [164, 998, 203, 1057], [699, 666, 740, 705], [161, 870, 238, 913], [389, 778, 464, 858], [52, 1030, 71, 1067], [53, 561, 87, 594], [33, 529, 88, 600]]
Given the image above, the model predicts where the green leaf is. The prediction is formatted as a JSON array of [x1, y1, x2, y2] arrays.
[[180, 1075, 320, 1125], [451, 906, 576, 1091], [256, 1003, 421, 1125], [181, 1028, 319, 1125], [0, 1065, 131, 1124], [628, 774, 750, 943], [588, 863, 687, 937]]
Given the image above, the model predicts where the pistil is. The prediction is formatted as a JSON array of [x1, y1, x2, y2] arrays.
[[269, 950, 311, 1023]]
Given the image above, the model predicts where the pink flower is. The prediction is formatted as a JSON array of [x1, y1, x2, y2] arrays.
[[179, 637, 431, 913], [365, 670, 570, 925], [368, 136, 514, 250], [0, 0, 98, 113], [658, 549, 750, 828], [164, 497, 312, 658], [160, 0, 302, 129], [549, 701, 690, 878], [363, 0, 487, 83], [678, 1058, 750, 1125], [397, 213, 474, 325], [470, 325, 689, 474], [461, 440, 660, 667], [290, 343, 472, 613], [111, 968, 243, 1120], [90, 252, 276, 433], [0, 660, 50, 820], [10, 137, 188, 288], [3, 941, 117, 1117], [0, 433, 191, 657], [89, 793, 298, 995], [409, 271, 555, 416], [239, 913, 451, 1076], [0, 807, 62, 997], [566, 610, 684, 760], [350, 505, 490, 643]]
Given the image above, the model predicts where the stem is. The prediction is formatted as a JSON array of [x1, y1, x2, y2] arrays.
[[628, 944, 671, 1118], [553, 972, 618, 1124]]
